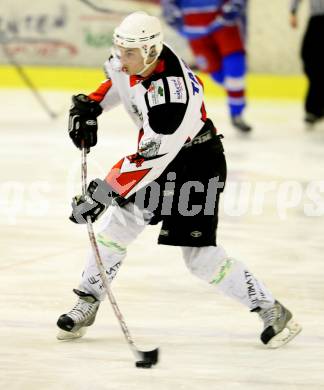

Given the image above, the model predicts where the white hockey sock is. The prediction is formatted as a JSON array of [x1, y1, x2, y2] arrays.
[[182, 246, 275, 310], [78, 203, 149, 300], [79, 233, 127, 301], [211, 258, 275, 310]]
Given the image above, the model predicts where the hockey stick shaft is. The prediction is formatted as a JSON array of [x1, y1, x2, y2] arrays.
[[1, 43, 57, 119], [81, 147, 143, 360], [79, 0, 137, 15]]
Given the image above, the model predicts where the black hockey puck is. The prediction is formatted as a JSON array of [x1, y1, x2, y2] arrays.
[[135, 361, 153, 368]]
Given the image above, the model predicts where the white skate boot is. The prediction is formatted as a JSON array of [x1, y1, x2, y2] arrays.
[[57, 289, 100, 340], [253, 300, 302, 348]]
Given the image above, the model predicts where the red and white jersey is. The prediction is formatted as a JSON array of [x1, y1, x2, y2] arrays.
[[89, 44, 208, 199]]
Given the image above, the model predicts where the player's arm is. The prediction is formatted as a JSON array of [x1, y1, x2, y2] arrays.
[[70, 76, 191, 224], [221, 0, 245, 24], [104, 76, 190, 199]]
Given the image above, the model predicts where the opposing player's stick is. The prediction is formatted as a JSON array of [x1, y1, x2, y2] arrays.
[[81, 146, 159, 368], [1, 42, 58, 119]]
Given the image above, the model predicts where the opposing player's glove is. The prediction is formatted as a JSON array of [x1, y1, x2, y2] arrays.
[[68, 94, 103, 151], [222, 0, 243, 24], [69, 178, 117, 224]]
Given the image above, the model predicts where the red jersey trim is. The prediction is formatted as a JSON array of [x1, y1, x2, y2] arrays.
[[129, 59, 166, 87], [184, 11, 221, 27], [105, 158, 151, 197], [88, 79, 113, 102]]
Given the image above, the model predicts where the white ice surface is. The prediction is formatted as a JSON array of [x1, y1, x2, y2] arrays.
[[0, 90, 323, 390]]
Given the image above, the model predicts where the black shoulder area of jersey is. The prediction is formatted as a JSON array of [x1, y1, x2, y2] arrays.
[[143, 45, 189, 135], [147, 101, 187, 135], [142, 45, 184, 90]]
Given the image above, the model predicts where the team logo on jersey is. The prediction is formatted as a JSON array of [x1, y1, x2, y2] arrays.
[[127, 153, 145, 167], [138, 137, 161, 158], [167, 77, 187, 104], [147, 79, 165, 107]]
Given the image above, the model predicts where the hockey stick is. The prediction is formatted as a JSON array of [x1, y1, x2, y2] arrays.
[[79, 0, 118, 13], [1, 41, 58, 119], [81, 145, 159, 368], [79, 0, 158, 16]]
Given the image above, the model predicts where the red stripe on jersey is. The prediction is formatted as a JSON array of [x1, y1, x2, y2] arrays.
[[105, 158, 151, 197], [196, 75, 204, 90], [137, 128, 144, 146], [130, 75, 144, 87], [183, 11, 220, 27], [112, 158, 124, 170], [88, 79, 113, 102], [130, 60, 166, 87], [200, 102, 207, 122], [228, 90, 244, 98]]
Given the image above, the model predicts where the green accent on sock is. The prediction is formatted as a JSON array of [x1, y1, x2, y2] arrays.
[[210, 259, 234, 285], [97, 234, 126, 254]]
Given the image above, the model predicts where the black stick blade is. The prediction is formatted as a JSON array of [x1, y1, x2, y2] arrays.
[[136, 348, 159, 368]]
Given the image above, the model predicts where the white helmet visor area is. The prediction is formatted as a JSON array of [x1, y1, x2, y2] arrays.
[[111, 12, 163, 75]]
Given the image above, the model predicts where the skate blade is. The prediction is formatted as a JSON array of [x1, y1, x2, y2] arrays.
[[56, 327, 87, 341], [266, 319, 302, 349]]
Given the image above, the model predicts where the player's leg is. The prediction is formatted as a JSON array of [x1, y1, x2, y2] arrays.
[[182, 245, 274, 308], [303, 73, 323, 126], [210, 68, 225, 85], [188, 34, 223, 84], [174, 135, 300, 347], [223, 52, 251, 132], [215, 26, 251, 132], [301, 17, 324, 126], [181, 245, 301, 347], [160, 133, 300, 347], [57, 202, 151, 339]]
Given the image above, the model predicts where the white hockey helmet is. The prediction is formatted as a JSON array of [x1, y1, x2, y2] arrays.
[[113, 12, 164, 74]]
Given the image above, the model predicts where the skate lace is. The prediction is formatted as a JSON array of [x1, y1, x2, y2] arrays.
[[68, 299, 97, 323], [260, 305, 280, 328]]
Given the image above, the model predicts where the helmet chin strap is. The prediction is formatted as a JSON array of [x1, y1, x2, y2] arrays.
[[111, 47, 158, 76], [136, 53, 158, 76], [136, 63, 153, 76]]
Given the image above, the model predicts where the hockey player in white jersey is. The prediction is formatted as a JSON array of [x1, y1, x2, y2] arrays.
[[57, 12, 301, 348]]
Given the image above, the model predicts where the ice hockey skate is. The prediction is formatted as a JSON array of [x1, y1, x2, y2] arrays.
[[231, 116, 252, 132], [57, 289, 100, 340], [252, 300, 302, 348]]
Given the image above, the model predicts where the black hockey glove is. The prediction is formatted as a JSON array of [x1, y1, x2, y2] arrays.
[[68, 94, 103, 151], [69, 178, 117, 224], [222, 0, 242, 24]]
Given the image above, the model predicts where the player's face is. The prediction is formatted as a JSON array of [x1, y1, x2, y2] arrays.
[[114, 46, 145, 75]]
